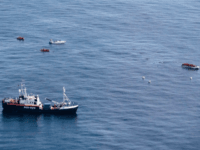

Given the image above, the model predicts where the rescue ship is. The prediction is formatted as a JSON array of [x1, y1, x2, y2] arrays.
[[2, 84, 78, 114]]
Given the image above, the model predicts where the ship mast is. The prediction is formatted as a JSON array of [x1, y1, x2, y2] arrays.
[[19, 83, 27, 97], [63, 87, 70, 104]]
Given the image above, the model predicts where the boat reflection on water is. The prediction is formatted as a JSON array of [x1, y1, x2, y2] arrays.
[[2, 110, 43, 124], [2, 109, 78, 126], [1, 110, 78, 139], [2, 109, 77, 119], [2, 110, 78, 135]]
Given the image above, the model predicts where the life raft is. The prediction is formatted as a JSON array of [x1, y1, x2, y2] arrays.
[[41, 49, 49, 52], [17, 37, 24, 40]]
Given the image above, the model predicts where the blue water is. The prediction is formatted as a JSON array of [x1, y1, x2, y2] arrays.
[[1, 0, 200, 149]]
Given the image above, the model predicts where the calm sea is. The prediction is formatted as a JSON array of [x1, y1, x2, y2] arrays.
[[0, 0, 200, 149]]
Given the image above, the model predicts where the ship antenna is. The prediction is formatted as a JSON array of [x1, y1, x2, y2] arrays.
[[24, 88, 27, 97], [20, 83, 23, 95], [19, 89, 21, 96]]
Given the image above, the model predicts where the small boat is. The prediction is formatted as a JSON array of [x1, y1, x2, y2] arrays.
[[2, 84, 78, 114], [44, 87, 78, 114], [182, 63, 199, 70], [41, 48, 49, 52], [17, 37, 24, 40], [49, 39, 66, 44]]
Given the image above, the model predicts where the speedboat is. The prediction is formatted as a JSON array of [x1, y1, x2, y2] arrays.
[[17, 37, 24, 40], [41, 48, 49, 52], [182, 63, 199, 70], [49, 39, 66, 44]]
